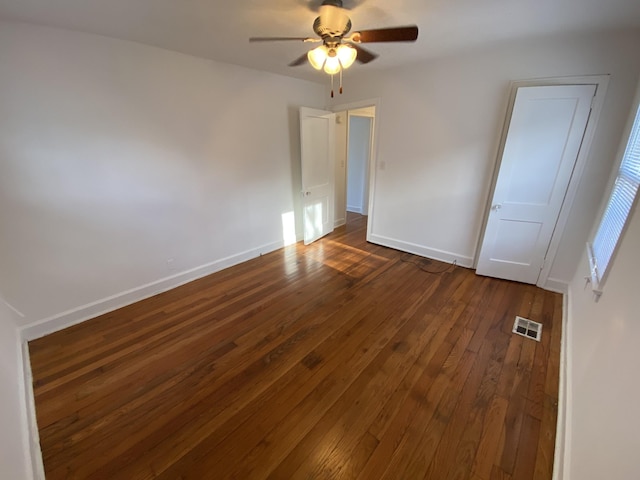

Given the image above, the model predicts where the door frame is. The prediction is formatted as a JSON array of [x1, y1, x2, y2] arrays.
[[474, 75, 610, 291], [330, 98, 381, 243], [346, 109, 375, 216]]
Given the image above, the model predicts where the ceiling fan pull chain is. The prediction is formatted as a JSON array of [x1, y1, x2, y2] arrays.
[[339, 69, 343, 94], [331, 74, 334, 98]]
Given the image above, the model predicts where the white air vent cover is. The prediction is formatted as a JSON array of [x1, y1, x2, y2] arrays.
[[512, 316, 542, 342]]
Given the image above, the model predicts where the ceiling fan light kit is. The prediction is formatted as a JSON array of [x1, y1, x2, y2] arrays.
[[308, 44, 357, 73], [249, 0, 418, 96]]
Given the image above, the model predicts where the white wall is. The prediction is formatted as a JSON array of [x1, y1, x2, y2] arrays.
[[566, 202, 640, 479], [0, 297, 32, 479], [0, 22, 324, 331], [564, 81, 640, 480], [332, 29, 640, 277]]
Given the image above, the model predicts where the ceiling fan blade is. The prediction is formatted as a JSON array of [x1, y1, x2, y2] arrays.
[[249, 37, 317, 42], [353, 44, 378, 64], [289, 53, 309, 67], [353, 25, 418, 43]]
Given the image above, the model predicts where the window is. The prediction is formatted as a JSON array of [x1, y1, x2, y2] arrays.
[[588, 103, 640, 297]]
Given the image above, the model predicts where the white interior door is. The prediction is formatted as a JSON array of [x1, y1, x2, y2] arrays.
[[476, 84, 596, 284], [300, 107, 336, 245]]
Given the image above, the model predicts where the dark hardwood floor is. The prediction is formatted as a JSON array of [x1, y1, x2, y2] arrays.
[[29, 213, 561, 479]]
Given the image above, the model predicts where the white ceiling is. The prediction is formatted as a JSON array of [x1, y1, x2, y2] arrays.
[[1, 0, 640, 83]]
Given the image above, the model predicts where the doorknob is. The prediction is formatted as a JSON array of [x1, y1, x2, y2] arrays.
[[492, 203, 502, 211], [303, 191, 311, 197]]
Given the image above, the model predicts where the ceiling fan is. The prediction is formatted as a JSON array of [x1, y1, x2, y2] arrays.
[[249, 0, 418, 96]]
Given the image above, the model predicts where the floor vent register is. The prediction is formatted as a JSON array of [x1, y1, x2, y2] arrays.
[[512, 316, 542, 342]]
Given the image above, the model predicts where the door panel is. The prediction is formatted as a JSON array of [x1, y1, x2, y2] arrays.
[[493, 220, 542, 264], [300, 107, 336, 245], [476, 84, 596, 284]]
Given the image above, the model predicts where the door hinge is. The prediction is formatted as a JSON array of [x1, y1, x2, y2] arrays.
[[590, 94, 596, 110]]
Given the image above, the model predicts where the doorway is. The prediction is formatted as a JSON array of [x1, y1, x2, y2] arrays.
[[333, 104, 376, 231]]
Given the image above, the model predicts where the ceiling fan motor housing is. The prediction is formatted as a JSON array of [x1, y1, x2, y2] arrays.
[[315, 3, 351, 40]]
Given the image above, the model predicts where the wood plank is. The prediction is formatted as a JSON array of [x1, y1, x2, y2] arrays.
[[52, 264, 414, 477], [512, 413, 542, 480], [28, 212, 563, 480], [155, 265, 448, 480], [533, 394, 558, 480], [471, 395, 509, 480]]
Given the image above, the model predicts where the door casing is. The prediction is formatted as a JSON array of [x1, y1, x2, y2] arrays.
[[330, 98, 381, 243], [347, 109, 375, 217], [474, 75, 610, 291]]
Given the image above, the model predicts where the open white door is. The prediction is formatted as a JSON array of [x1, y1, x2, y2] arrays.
[[300, 107, 336, 245], [476, 84, 596, 284]]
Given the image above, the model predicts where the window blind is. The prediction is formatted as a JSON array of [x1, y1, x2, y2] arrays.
[[589, 104, 640, 287]]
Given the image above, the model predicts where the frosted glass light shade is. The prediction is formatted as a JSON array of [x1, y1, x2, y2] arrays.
[[308, 46, 328, 70], [336, 44, 357, 69], [323, 55, 341, 75]]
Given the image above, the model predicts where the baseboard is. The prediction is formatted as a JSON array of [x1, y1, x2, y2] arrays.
[[346, 206, 363, 214], [334, 218, 346, 228], [544, 277, 569, 294], [368, 233, 474, 268], [553, 288, 573, 480], [21, 341, 44, 480], [20, 239, 286, 341]]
